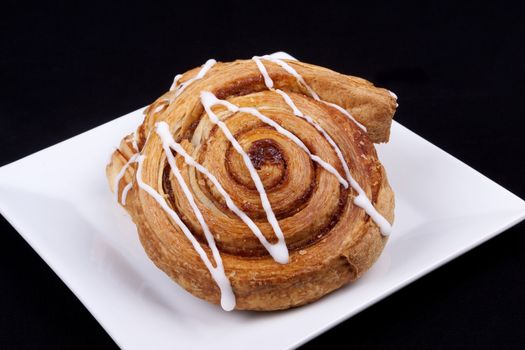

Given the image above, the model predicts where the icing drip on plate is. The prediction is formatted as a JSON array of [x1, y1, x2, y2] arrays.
[[265, 51, 298, 61]]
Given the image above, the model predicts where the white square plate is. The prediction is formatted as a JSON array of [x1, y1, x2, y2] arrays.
[[1, 108, 524, 350]]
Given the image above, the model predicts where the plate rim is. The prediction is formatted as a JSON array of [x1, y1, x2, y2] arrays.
[[1, 113, 524, 350]]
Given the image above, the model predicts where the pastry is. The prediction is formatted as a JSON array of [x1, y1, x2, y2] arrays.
[[106, 52, 397, 311]]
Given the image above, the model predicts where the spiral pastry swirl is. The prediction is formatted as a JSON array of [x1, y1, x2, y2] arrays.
[[107, 53, 396, 311]]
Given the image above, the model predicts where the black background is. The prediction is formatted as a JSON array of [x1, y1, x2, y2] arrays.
[[1, 1, 524, 349]]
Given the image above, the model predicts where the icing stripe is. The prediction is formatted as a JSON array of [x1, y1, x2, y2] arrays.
[[136, 155, 235, 311], [274, 89, 355, 180], [274, 89, 391, 235], [200, 91, 349, 188], [261, 55, 321, 100], [169, 74, 183, 91], [252, 58, 391, 235], [155, 122, 289, 264], [172, 59, 216, 99], [200, 91, 290, 261], [153, 99, 170, 114], [121, 182, 133, 205], [131, 136, 139, 152], [256, 56, 366, 131], [253, 56, 274, 88], [113, 153, 139, 203]]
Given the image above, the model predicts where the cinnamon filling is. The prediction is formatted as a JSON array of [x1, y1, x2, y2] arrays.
[[247, 139, 284, 170]]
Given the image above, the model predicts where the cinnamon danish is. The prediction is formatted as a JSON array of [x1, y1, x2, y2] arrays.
[[106, 52, 397, 311]]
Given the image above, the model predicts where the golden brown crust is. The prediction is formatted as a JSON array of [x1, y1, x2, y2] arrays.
[[106, 57, 396, 311]]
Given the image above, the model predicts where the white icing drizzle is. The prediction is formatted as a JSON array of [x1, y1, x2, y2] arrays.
[[121, 182, 133, 205], [256, 56, 367, 131], [169, 74, 183, 91], [295, 100, 389, 232], [118, 52, 394, 311], [155, 122, 289, 264], [252, 56, 274, 89], [153, 104, 165, 114], [114, 57, 241, 309], [266, 52, 298, 61], [136, 155, 235, 311], [131, 134, 139, 152], [275, 90, 349, 168], [200, 91, 290, 261], [276, 90, 391, 234], [200, 91, 348, 188], [152, 99, 170, 114], [113, 153, 139, 203], [260, 55, 321, 100], [252, 58, 391, 235], [353, 190, 392, 235], [172, 59, 216, 99]]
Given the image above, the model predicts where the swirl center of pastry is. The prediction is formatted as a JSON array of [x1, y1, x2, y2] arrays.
[[248, 139, 284, 170], [227, 132, 288, 191]]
